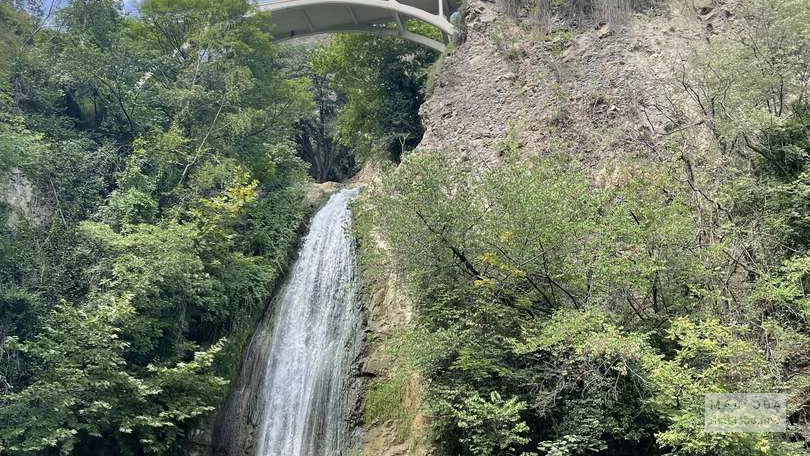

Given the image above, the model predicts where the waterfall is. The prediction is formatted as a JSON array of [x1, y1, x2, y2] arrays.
[[214, 188, 362, 456], [256, 188, 361, 456]]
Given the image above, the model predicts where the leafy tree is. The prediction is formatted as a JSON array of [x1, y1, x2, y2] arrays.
[[363, 148, 807, 455], [0, 0, 313, 453], [279, 45, 357, 182], [310, 23, 439, 162]]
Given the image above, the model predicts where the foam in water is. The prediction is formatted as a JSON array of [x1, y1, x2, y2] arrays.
[[254, 188, 361, 456]]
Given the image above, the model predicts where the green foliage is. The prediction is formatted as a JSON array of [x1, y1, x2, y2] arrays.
[[730, 108, 810, 266], [449, 391, 531, 456], [364, 148, 808, 455], [0, 0, 311, 454], [310, 23, 439, 162], [360, 326, 435, 439], [365, 153, 662, 453], [2, 0, 809, 454], [682, 0, 810, 149], [360, 9, 810, 452], [0, 299, 228, 455], [651, 318, 780, 456], [372, 151, 702, 319], [280, 45, 358, 182], [364, 372, 416, 437]]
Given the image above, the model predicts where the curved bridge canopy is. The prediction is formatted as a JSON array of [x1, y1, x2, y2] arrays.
[[256, 0, 456, 52]]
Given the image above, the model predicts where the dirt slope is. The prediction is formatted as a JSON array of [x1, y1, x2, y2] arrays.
[[419, 0, 733, 177]]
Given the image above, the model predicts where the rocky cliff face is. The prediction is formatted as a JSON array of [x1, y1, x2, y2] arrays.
[[351, 161, 430, 456], [354, 262, 428, 456], [210, 307, 276, 456], [420, 0, 733, 175], [1, 168, 50, 228]]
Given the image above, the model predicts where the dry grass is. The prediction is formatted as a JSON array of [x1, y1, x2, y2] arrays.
[[534, 0, 658, 32]]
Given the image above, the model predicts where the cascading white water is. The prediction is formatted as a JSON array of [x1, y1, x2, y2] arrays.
[[254, 188, 361, 456]]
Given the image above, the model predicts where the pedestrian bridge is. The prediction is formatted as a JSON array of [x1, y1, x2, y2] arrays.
[[256, 0, 456, 52]]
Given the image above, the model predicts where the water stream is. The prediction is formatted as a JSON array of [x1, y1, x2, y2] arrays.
[[216, 188, 362, 456]]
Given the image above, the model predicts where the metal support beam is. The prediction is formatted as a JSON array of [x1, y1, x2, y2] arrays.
[[273, 25, 447, 52], [301, 10, 315, 32], [259, 0, 455, 37], [347, 5, 359, 24], [393, 12, 404, 34], [257, 0, 456, 51]]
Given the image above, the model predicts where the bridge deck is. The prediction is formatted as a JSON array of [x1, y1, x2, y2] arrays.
[[256, 0, 455, 50]]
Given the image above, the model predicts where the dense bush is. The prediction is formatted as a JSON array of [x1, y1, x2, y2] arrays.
[[309, 22, 440, 163], [0, 1, 311, 453], [365, 148, 808, 455]]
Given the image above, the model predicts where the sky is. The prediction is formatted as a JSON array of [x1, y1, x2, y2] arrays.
[[123, 0, 139, 15], [41, 0, 140, 19]]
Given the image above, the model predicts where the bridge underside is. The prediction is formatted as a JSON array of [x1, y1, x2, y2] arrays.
[[258, 0, 455, 52]]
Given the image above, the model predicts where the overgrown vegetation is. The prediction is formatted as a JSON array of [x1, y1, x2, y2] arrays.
[[360, 0, 810, 454], [5, 0, 810, 453], [499, 0, 658, 32], [309, 21, 440, 163], [0, 0, 440, 453], [0, 1, 314, 453], [279, 22, 440, 181]]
